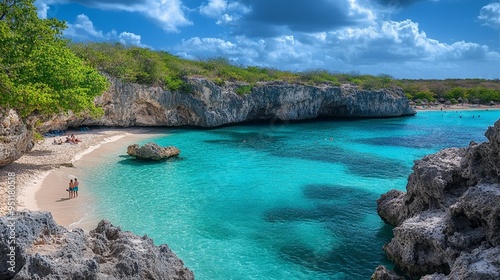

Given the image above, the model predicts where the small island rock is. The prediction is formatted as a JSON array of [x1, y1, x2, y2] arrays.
[[127, 142, 180, 160]]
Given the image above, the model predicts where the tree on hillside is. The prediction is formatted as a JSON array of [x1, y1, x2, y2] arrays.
[[0, 0, 108, 120]]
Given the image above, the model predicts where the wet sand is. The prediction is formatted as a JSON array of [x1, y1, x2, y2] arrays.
[[1, 127, 165, 231]]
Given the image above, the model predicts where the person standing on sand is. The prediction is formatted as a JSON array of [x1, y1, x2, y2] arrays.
[[67, 179, 73, 199], [73, 178, 79, 198]]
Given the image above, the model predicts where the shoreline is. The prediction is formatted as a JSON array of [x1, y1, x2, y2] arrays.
[[2, 107, 498, 229], [0, 127, 164, 230], [413, 103, 500, 112], [17, 134, 128, 214]]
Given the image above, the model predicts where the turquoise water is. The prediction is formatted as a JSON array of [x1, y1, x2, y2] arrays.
[[81, 110, 499, 279]]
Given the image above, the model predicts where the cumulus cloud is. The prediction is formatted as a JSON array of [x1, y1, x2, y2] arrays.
[[323, 19, 496, 64], [63, 14, 149, 48], [64, 14, 105, 39], [198, 0, 249, 26], [118, 32, 144, 46], [478, 3, 500, 30], [36, 0, 191, 32], [35, 0, 60, 18], [199, 0, 227, 17], [175, 18, 500, 78]]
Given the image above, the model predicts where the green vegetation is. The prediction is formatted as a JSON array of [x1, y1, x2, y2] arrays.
[[0, 0, 108, 119], [1, 0, 499, 122], [68, 42, 402, 93], [399, 79, 500, 103], [33, 131, 44, 143], [235, 85, 253, 95], [69, 42, 500, 103]]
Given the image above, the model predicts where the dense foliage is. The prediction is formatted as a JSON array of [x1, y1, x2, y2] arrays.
[[399, 79, 500, 103], [69, 42, 399, 92], [0, 0, 108, 118], [70, 42, 500, 103]]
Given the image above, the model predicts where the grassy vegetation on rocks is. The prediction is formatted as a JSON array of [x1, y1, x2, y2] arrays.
[[69, 42, 500, 103]]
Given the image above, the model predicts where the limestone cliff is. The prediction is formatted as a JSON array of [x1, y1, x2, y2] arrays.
[[0, 211, 194, 280], [373, 119, 500, 279], [47, 77, 415, 129], [0, 109, 33, 167]]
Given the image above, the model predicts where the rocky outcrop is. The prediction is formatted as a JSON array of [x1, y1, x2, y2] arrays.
[[0, 211, 194, 280], [371, 266, 404, 280], [127, 142, 180, 160], [43, 77, 415, 129], [0, 109, 34, 167], [375, 119, 500, 279]]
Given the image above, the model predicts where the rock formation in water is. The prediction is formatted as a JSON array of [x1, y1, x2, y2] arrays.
[[127, 142, 180, 160], [0, 109, 34, 167], [44, 77, 415, 130], [0, 211, 194, 280], [373, 119, 500, 279]]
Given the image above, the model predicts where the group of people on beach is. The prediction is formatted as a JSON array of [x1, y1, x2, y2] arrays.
[[53, 134, 83, 145], [66, 178, 79, 199]]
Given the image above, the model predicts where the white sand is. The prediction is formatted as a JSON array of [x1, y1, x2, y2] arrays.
[[0, 127, 163, 230]]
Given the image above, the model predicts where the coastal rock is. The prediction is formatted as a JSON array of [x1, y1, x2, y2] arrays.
[[371, 266, 404, 280], [0, 211, 194, 280], [376, 119, 500, 279], [376, 189, 406, 226], [0, 109, 34, 167], [127, 142, 180, 160], [43, 77, 416, 129]]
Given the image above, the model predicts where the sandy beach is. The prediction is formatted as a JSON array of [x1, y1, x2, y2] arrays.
[[0, 127, 164, 230], [413, 103, 500, 111]]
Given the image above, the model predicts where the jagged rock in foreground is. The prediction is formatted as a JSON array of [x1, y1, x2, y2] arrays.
[[0, 109, 34, 167], [0, 211, 194, 280], [127, 142, 180, 160], [43, 77, 416, 130], [373, 119, 500, 279]]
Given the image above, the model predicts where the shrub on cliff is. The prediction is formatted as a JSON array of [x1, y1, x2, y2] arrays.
[[68, 42, 402, 92]]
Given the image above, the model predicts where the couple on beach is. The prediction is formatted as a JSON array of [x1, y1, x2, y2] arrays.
[[52, 134, 82, 145], [66, 178, 79, 199]]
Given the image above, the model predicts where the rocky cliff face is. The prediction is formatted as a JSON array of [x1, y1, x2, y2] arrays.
[[47, 77, 415, 129], [0, 109, 33, 167], [0, 211, 194, 280], [374, 119, 500, 279]]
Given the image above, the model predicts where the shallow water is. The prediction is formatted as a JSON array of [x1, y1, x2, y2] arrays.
[[81, 110, 499, 279]]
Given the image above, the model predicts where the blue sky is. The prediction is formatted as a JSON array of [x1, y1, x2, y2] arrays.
[[34, 0, 500, 79]]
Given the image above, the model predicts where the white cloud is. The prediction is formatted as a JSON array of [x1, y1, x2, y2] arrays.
[[199, 0, 227, 18], [64, 14, 104, 39], [216, 14, 233, 25], [140, 0, 192, 32], [324, 20, 495, 63], [35, 0, 61, 18], [198, 0, 250, 27], [118, 32, 143, 46], [478, 3, 500, 30], [64, 14, 149, 48], [36, 0, 191, 32], [175, 18, 500, 78], [347, 0, 377, 23]]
